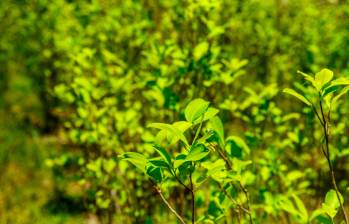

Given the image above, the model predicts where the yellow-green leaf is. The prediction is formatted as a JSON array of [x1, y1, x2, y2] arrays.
[[315, 69, 334, 90], [283, 88, 312, 106], [193, 42, 209, 60]]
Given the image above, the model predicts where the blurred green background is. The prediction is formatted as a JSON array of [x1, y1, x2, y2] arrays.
[[1, 0, 349, 223]]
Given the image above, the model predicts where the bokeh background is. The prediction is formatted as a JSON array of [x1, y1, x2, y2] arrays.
[[1, 0, 349, 223]]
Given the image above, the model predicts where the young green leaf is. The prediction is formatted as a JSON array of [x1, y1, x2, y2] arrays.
[[186, 144, 210, 162], [322, 85, 340, 97], [185, 98, 210, 123], [122, 152, 147, 172], [283, 88, 312, 106], [102, 159, 116, 173], [153, 145, 172, 167], [315, 68, 334, 90], [193, 107, 219, 124], [322, 189, 344, 219], [173, 159, 187, 169], [146, 166, 163, 183], [298, 70, 316, 87], [332, 86, 349, 105], [148, 159, 169, 169], [209, 116, 225, 147], [292, 195, 308, 222], [226, 136, 251, 156], [173, 121, 192, 132], [173, 154, 188, 169], [278, 197, 300, 218], [149, 123, 189, 146], [193, 41, 209, 60], [328, 77, 349, 88]]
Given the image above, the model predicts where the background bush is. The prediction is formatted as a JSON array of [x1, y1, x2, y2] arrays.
[[1, 0, 349, 223]]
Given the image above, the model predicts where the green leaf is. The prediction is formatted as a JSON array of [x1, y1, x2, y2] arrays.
[[310, 208, 325, 221], [146, 165, 162, 183], [278, 197, 300, 217], [173, 158, 187, 169], [315, 69, 334, 90], [193, 107, 219, 124], [226, 136, 251, 156], [173, 121, 192, 132], [283, 88, 312, 106], [322, 189, 343, 218], [122, 152, 147, 172], [329, 77, 349, 87], [322, 85, 340, 97], [231, 158, 252, 172], [202, 159, 228, 182], [210, 116, 225, 147], [148, 159, 169, 169], [298, 70, 316, 87], [174, 154, 188, 169], [186, 144, 210, 161], [193, 42, 209, 60], [292, 195, 308, 222], [149, 123, 189, 146], [103, 159, 116, 173], [185, 98, 210, 123], [332, 86, 349, 105], [96, 197, 111, 209], [153, 145, 172, 167]]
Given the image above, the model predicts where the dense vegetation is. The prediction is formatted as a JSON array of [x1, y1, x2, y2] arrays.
[[1, 0, 349, 223]]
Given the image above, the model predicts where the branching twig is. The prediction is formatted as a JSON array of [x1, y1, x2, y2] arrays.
[[155, 186, 186, 224], [217, 183, 250, 214], [319, 100, 349, 224], [189, 172, 195, 224], [239, 182, 253, 224], [213, 143, 253, 224]]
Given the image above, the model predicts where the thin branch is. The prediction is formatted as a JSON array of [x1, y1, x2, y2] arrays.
[[319, 100, 349, 224], [173, 173, 191, 192], [217, 183, 250, 214], [311, 105, 324, 126], [189, 172, 195, 224], [155, 186, 186, 224], [213, 143, 253, 224], [239, 182, 253, 224]]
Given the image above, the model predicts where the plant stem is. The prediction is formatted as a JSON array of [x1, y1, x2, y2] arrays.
[[155, 186, 186, 224], [239, 182, 253, 224], [217, 183, 250, 214], [189, 170, 195, 224], [213, 143, 253, 224], [319, 100, 349, 224]]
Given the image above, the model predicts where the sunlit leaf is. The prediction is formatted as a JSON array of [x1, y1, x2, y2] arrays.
[[193, 42, 209, 60], [193, 107, 219, 124], [185, 98, 210, 123], [332, 86, 349, 105], [122, 152, 147, 172], [283, 88, 312, 106], [322, 189, 343, 218], [149, 123, 189, 146], [315, 69, 334, 90], [153, 145, 172, 167], [186, 144, 210, 161], [226, 136, 251, 156], [298, 70, 316, 87], [210, 116, 225, 147]]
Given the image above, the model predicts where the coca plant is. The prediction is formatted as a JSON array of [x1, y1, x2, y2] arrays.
[[284, 68, 349, 223], [121, 99, 254, 223]]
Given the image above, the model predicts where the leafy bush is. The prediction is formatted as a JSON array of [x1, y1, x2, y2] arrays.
[[2, 0, 349, 223]]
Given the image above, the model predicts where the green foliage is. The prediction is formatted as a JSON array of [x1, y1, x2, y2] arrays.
[[2, 0, 349, 223]]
